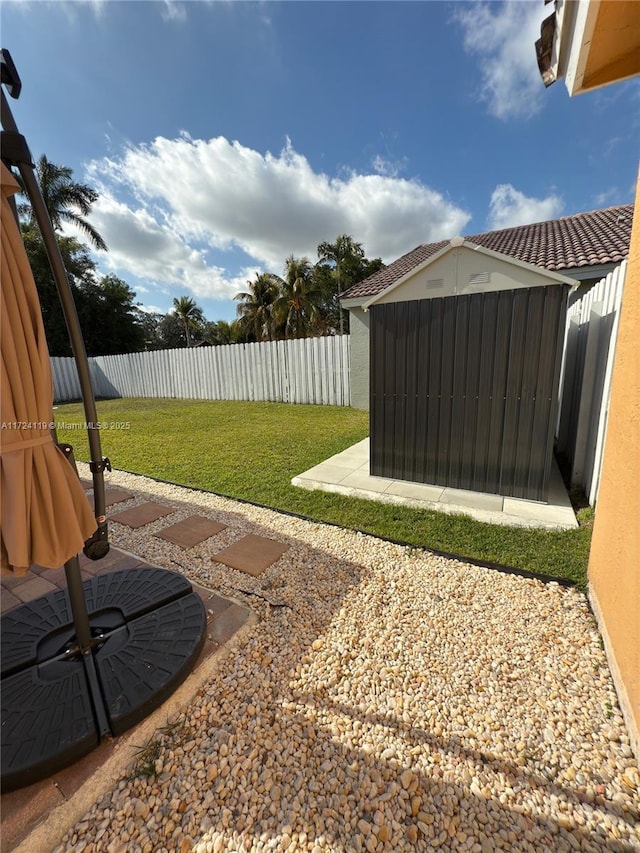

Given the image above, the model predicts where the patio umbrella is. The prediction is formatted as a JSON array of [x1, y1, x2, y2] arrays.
[[1, 49, 207, 793], [0, 162, 97, 575]]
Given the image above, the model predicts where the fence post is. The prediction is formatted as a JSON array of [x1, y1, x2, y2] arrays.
[[557, 318, 579, 456], [588, 264, 626, 504], [571, 303, 604, 488]]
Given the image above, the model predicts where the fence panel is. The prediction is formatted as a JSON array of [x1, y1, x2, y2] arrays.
[[50, 357, 81, 402], [51, 335, 351, 409], [556, 261, 626, 503]]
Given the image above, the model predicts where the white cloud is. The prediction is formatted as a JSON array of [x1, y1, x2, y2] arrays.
[[85, 134, 470, 300], [593, 188, 621, 208], [7, 0, 106, 21], [161, 0, 187, 23], [88, 194, 247, 300], [371, 154, 407, 179], [488, 184, 563, 229], [455, 1, 548, 120]]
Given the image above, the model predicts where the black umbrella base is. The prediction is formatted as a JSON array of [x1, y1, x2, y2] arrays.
[[0, 567, 206, 793]]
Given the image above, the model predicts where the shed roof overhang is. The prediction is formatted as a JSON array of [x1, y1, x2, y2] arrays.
[[360, 239, 575, 311], [536, 0, 640, 95]]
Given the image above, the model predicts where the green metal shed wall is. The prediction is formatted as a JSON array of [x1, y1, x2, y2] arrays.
[[369, 285, 568, 501]]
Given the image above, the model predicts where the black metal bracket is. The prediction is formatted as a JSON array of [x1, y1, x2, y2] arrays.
[[1, 130, 33, 168], [0, 49, 21, 99], [90, 458, 112, 474]]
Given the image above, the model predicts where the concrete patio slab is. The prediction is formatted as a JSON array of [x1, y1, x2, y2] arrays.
[[296, 462, 353, 484], [330, 438, 369, 462], [386, 480, 445, 502], [340, 470, 395, 493], [292, 438, 578, 530], [440, 487, 504, 511]]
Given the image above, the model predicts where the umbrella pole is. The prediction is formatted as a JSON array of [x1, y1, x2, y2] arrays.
[[2, 72, 111, 732], [64, 556, 111, 737], [1, 86, 109, 543]]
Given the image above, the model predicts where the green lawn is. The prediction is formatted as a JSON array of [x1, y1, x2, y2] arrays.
[[55, 398, 591, 588]]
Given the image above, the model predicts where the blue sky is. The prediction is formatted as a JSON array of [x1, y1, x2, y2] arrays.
[[3, 0, 639, 322]]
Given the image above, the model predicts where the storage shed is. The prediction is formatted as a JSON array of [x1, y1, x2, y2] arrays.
[[366, 239, 573, 502]]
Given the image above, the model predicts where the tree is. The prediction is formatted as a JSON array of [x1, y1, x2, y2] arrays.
[[316, 235, 384, 334], [20, 155, 107, 251], [317, 235, 365, 334], [204, 319, 246, 346], [235, 272, 280, 341], [134, 311, 164, 351], [172, 296, 205, 347], [154, 313, 187, 349], [76, 274, 146, 356], [273, 256, 325, 339], [20, 220, 98, 356]]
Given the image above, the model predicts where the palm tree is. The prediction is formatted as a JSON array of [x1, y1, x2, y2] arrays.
[[172, 295, 204, 347], [235, 272, 280, 341], [317, 235, 365, 334], [273, 256, 324, 339], [204, 319, 245, 346], [21, 155, 107, 251]]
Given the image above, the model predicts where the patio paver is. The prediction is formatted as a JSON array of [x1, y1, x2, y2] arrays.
[[103, 487, 135, 507], [109, 501, 175, 529], [210, 602, 252, 643], [1, 587, 20, 614], [155, 515, 226, 548], [212, 534, 289, 576], [13, 576, 57, 602]]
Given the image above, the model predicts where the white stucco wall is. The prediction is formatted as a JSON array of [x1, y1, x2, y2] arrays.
[[348, 307, 370, 410]]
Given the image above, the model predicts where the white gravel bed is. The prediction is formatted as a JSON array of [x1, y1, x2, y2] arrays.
[[58, 466, 640, 853]]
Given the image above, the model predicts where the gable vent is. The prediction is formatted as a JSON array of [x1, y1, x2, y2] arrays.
[[426, 278, 444, 289], [469, 271, 491, 286]]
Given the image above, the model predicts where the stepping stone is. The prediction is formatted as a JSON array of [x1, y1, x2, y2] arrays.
[[104, 488, 135, 507], [212, 534, 288, 577], [83, 484, 133, 506], [109, 502, 175, 529], [155, 516, 226, 549]]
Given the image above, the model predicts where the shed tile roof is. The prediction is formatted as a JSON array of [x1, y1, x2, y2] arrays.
[[343, 203, 634, 300]]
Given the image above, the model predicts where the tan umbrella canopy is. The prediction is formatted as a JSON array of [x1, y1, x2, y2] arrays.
[[0, 161, 96, 575], [1, 52, 209, 795]]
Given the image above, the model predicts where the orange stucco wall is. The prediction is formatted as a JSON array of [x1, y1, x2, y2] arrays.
[[583, 1, 640, 91], [588, 172, 640, 757]]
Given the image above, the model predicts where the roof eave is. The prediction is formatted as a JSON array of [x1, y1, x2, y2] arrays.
[[361, 239, 574, 310], [361, 241, 457, 310], [340, 296, 369, 309], [560, 261, 624, 282]]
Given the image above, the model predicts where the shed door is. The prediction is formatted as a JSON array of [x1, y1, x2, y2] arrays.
[[369, 285, 567, 501]]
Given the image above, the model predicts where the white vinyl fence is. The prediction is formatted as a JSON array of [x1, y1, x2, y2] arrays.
[[556, 261, 627, 505], [51, 264, 627, 505], [52, 335, 351, 408]]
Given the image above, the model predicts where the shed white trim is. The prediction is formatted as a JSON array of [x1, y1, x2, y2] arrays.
[[361, 239, 574, 310]]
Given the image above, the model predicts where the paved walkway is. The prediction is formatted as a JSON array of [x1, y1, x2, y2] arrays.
[[0, 480, 256, 853], [292, 438, 578, 529]]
